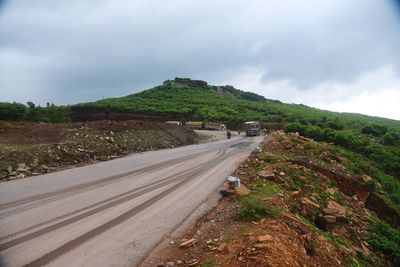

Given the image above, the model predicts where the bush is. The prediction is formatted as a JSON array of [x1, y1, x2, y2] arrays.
[[284, 122, 306, 136], [383, 132, 398, 146], [362, 124, 387, 137], [367, 217, 400, 265], [325, 120, 344, 130], [0, 102, 27, 121], [304, 126, 324, 141]]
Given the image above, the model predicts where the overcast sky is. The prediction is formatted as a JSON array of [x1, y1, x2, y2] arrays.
[[1, 0, 400, 119]]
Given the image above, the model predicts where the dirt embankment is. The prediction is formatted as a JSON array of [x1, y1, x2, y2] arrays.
[[147, 131, 392, 267], [70, 106, 194, 122], [0, 120, 198, 180]]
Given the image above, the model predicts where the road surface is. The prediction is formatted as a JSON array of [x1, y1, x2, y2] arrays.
[[0, 135, 262, 267]]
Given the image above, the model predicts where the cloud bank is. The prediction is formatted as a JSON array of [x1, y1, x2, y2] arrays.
[[0, 0, 399, 119]]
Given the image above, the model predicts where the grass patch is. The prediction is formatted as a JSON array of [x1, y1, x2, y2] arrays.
[[329, 234, 352, 248], [249, 180, 280, 197], [238, 195, 280, 221]]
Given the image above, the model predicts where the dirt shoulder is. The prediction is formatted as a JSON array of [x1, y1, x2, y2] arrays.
[[0, 120, 198, 181], [144, 132, 392, 267]]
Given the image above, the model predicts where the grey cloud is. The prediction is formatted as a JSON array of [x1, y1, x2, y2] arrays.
[[0, 0, 399, 105]]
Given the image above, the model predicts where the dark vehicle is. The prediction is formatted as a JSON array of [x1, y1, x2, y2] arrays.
[[243, 121, 260, 136]]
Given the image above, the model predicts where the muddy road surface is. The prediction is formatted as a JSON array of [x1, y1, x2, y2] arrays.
[[0, 135, 262, 267]]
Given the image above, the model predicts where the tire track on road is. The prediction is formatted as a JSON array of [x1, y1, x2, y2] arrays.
[[0, 150, 226, 251], [0, 147, 225, 215], [23, 149, 238, 267]]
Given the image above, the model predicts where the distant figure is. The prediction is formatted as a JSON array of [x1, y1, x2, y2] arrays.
[[227, 130, 231, 139], [237, 129, 241, 135]]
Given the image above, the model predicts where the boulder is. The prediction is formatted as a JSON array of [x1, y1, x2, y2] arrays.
[[254, 243, 271, 249], [322, 208, 338, 216], [302, 197, 320, 209], [323, 215, 336, 224], [217, 243, 229, 253], [361, 175, 372, 183], [257, 234, 274, 242], [325, 188, 336, 195], [258, 170, 275, 180], [235, 185, 250, 196], [6, 166, 12, 174], [32, 157, 39, 167], [327, 200, 346, 215], [179, 238, 196, 248]]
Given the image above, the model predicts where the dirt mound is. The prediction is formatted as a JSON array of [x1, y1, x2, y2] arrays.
[[0, 120, 198, 180]]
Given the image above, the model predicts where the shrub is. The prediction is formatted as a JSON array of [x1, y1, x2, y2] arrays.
[[0, 102, 27, 121], [383, 132, 398, 146], [284, 122, 306, 136], [361, 124, 387, 137], [367, 217, 400, 265]]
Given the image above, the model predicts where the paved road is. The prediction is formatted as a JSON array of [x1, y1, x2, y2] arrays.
[[0, 136, 262, 267]]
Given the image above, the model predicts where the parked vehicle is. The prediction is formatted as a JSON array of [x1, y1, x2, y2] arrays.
[[243, 121, 261, 136], [186, 121, 225, 131], [203, 122, 221, 131], [186, 121, 204, 130], [164, 121, 182, 126]]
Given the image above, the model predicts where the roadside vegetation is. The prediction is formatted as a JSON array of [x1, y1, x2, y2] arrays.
[[238, 181, 281, 221], [0, 102, 69, 123]]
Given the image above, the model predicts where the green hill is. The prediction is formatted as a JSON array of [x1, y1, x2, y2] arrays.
[[77, 77, 400, 182], [77, 77, 399, 129]]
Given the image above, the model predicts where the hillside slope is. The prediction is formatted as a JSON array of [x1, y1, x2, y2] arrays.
[[75, 78, 400, 131]]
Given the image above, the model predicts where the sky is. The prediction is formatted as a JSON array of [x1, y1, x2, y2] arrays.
[[0, 0, 400, 120]]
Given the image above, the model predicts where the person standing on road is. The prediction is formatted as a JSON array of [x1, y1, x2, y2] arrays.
[[227, 130, 231, 139]]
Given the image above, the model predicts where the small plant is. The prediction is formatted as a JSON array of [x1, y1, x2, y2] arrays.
[[333, 191, 346, 205], [290, 202, 301, 213], [223, 233, 235, 243], [238, 195, 280, 221], [202, 258, 216, 267]]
